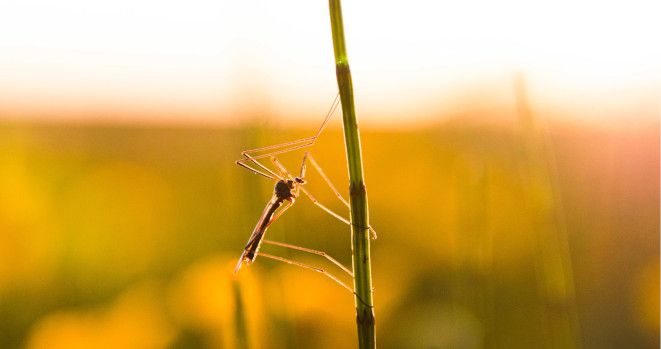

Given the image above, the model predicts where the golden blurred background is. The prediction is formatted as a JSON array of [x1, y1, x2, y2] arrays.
[[0, 0, 659, 348], [1, 104, 658, 348]]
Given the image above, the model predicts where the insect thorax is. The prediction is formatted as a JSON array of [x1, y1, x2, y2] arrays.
[[274, 179, 295, 199]]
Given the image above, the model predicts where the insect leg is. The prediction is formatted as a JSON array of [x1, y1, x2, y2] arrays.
[[263, 239, 353, 276], [240, 137, 316, 161], [237, 92, 341, 161], [257, 252, 354, 294], [236, 158, 278, 180], [306, 153, 349, 207], [305, 154, 377, 238], [299, 186, 377, 239], [236, 151, 284, 180]]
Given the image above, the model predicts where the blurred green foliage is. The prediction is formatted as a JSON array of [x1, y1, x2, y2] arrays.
[[0, 119, 658, 348]]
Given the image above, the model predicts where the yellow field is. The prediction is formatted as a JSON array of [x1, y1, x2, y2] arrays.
[[0, 118, 658, 348]]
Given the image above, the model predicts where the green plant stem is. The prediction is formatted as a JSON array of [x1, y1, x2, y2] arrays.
[[327, 1, 376, 348]]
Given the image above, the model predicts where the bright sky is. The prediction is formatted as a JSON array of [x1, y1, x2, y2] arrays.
[[0, 0, 658, 126]]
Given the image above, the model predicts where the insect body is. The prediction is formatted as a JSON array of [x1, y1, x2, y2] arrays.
[[235, 177, 304, 273]]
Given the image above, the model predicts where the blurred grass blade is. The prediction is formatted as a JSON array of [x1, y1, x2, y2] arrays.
[[232, 280, 249, 349]]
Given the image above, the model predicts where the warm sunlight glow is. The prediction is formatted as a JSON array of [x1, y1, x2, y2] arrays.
[[0, 0, 658, 125]]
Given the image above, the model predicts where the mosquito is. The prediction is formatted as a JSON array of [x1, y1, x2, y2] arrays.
[[233, 92, 375, 293]]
